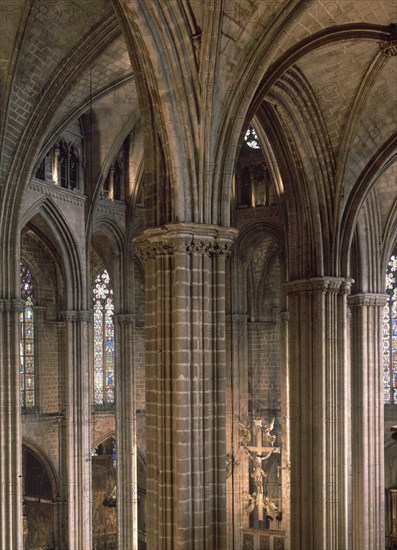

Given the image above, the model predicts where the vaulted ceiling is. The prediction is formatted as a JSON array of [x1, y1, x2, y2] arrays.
[[0, 0, 396, 279]]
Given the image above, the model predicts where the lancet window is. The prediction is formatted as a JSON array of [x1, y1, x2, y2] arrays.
[[34, 138, 81, 190], [102, 157, 123, 201], [244, 123, 261, 150], [20, 263, 35, 409], [384, 254, 397, 404], [93, 268, 115, 406]]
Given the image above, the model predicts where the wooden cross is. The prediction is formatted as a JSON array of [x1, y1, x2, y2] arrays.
[[242, 418, 280, 521]]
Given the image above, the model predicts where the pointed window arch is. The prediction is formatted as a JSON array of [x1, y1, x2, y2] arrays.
[[93, 268, 115, 406], [384, 254, 397, 404], [244, 123, 261, 150], [69, 145, 79, 190], [20, 263, 35, 409]]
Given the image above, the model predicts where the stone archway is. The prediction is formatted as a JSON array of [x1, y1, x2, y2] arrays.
[[22, 443, 59, 550], [92, 436, 117, 550]]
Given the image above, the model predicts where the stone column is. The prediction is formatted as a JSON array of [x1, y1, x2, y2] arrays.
[[348, 293, 387, 550], [0, 299, 23, 550], [280, 310, 291, 548], [285, 277, 352, 550], [134, 223, 237, 550], [64, 311, 92, 550], [226, 312, 249, 549], [115, 313, 138, 550]]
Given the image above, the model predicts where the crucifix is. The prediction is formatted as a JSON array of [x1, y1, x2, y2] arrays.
[[241, 418, 280, 522]]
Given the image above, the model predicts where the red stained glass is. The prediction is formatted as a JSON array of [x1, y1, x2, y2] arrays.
[[93, 269, 115, 405], [384, 255, 397, 404], [20, 264, 35, 408]]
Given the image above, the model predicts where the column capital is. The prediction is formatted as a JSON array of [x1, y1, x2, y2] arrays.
[[0, 298, 23, 313], [348, 293, 389, 307], [133, 223, 238, 261], [284, 276, 354, 296]]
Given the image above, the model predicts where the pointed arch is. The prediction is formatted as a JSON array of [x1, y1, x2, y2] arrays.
[[20, 197, 84, 310], [340, 136, 397, 276], [22, 438, 59, 500]]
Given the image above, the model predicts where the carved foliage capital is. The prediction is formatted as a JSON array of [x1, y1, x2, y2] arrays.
[[284, 277, 354, 297], [0, 299, 24, 313], [348, 293, 389, 308], [133, 224, 238, 262]]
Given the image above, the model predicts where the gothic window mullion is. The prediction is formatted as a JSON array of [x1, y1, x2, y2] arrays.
[[20, 263, 35, 410], [384, 254, 397, 404], [93, 268, 115, 408]]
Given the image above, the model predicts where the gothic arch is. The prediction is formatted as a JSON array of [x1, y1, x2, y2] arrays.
[[22, 439, 59, 501], [92, 432, 116, 452], [88, 114, 140, 226], [250, 24, 393, 111], [340, 142, 397, 277], [382, 199, 397, 273], [21, 198, 84, 309], [113, 1, 201, 225], [92, 218, 125, 256]]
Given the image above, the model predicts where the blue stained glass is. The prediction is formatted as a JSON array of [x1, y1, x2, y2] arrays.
[[244, 123, 261, 149], [20, 264, 35, 408], [93, 268, 115, 405], [384, 254, 397, 404]]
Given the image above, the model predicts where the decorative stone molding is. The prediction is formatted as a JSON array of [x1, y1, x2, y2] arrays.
[[348, 293, 388, 307], [379, 25, 397, 56], [95, 198, 127, 222], [133, 223, 238, 261], [284, 277, 354, 296], [29, 178, 86, 207], [0, 298, 24, 313]]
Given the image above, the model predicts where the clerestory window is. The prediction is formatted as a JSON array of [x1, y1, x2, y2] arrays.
[[384, 254, 397, 404], [93, 268, 115, 407], [20, 263, 35, 409]]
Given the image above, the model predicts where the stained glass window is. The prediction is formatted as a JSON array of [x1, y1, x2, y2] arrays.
[[93, 269, 115, 406], [20, 263, 35, 409], [244, 123, 261, 149], [384, 254, 397, 404]]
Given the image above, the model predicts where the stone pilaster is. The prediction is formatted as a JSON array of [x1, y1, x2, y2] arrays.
[[134, 223, 238, 549], [115, 313, 138, 550], [0, 299, 23, 550], [64, 311, 92, 550], [285, 277, 353, 550], [348, 293, 387, 550]]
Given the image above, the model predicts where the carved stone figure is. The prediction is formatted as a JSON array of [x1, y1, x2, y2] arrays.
[[263, 417, 277, 447]]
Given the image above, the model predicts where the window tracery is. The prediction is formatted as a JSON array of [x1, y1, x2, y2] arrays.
[[93, 268, 115, 406], [35, 138, 81, 190], [384, 254, 397, 404], [244, 123, 261, 150], [102, 156, 124, 201], [20, 263, 35, 409]]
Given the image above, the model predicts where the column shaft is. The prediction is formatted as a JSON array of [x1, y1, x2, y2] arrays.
[[349, 293, 386, 550], [65, 311, 92, 550], [0, 300, 23, 550], [286, 277, 352, 550], [115, 314, 138, 550], [135, 223, 237, 549], [226, 313, 249, 549]]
